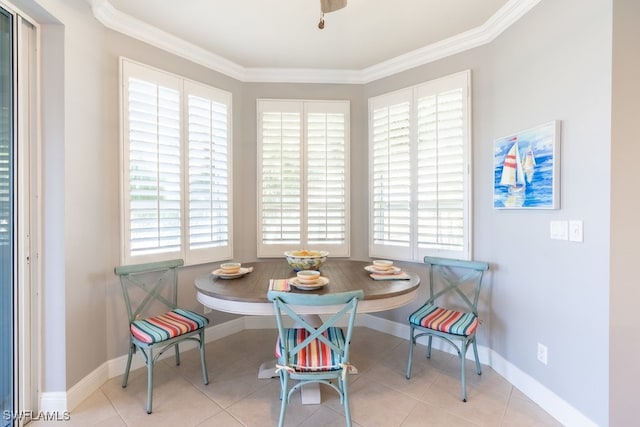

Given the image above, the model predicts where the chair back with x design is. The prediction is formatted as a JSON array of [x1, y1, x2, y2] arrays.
[[268, 290, 363, 427], [115, 259, 209, 413], [406, 256, 489, 402]]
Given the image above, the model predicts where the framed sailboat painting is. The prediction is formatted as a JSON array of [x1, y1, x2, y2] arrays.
[[493, 120, 561, 209]]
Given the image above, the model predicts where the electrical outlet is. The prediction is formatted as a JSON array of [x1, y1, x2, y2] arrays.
[[203, 305, 212, 314], [537, 342, 548, 365]]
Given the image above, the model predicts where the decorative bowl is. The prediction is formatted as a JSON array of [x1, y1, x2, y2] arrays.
[[284, 250, 329, 271], [296, 269, 321, 283], [372, 259, 394, 270], [220, 262, 241, 274]]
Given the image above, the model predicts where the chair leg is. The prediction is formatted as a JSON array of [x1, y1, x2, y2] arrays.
[[146, 349, 154, 414], [459, 341, 467, 402], [472, 338, 482, 376], [199, 330, 209, 385], [426, 335, 433, 358], [174, 343, 181, 366], [406, 325, 415, 379], [343, 375, 352, 427], [122, 342, 135, 388], [277, 373, 288, 427]]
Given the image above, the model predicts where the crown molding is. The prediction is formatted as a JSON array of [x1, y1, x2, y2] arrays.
[[242, 67, 363, 84], [90, 0, 246, 79], [90, 0, 541, 85]]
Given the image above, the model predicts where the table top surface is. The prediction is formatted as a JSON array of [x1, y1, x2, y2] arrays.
[[195, 259, 421, 304]]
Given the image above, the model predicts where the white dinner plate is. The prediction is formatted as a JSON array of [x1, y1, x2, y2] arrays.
[[212, 267, 252, 279], [288, 276, 329, 290], [364, 265, 402, 275]]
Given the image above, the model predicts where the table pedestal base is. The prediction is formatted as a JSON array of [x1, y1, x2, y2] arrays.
[[257, 360, 277, 379]]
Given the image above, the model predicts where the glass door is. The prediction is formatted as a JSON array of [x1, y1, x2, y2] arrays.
[[0, 6, 14, 427]]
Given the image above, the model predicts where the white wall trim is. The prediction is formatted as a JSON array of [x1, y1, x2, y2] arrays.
[[89, 0, 541, 84], [489, 350, 598, 427], [358, 314, 597, 427], [52, 314, 594, 426], [38, 392, 67, 413], [48, 317, 245, 412], [89, 0, 245, 80]]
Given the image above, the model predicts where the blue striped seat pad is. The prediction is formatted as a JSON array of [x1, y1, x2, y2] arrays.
[[130, 308, 208, 344], [409, 303, 478, 336], [276, 327, 345, 372]]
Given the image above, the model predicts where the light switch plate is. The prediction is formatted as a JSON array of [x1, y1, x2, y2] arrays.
[[550, 220, 568, 240], [569, 220, 583, 242]]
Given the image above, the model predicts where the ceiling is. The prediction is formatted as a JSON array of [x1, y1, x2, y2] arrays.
[[89, 0, 539, 83]]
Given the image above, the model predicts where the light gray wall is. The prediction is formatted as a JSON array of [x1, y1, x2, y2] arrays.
[[482, 2, 610, 425], [19, 0, 109, 393], [102, 30, 246, 359], [366, 3, 611, 426], [610, 0, 640, 425], [39, 21, 66, 393], [24, 0, 621, 424], [239, 83, 367, 263]]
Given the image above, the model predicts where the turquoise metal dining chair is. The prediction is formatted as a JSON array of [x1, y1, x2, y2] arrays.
[[114, 259, 209, 413], [267, 289, 364, 427], [406, 256, 489, 402]]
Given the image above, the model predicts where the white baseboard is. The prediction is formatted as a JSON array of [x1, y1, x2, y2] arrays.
[[357, 314, 597, 427], [55, 317, 246, 412], [39, 392, 67, 413], [488, 351, 597, 427], [51, 314, 595, 426]]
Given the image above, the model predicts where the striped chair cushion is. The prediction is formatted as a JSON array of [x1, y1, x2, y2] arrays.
[[409, 303, 478, 336], [130, 308, 209, 344], [276, 327, 345, 372]]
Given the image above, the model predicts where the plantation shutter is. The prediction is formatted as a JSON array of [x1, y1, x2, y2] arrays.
[[186, 81, 232, 264], [369, 71, 471, 261], [416, 85, 466, 253], [121, 59, 232, 265], [125, 72, 182, 260], [257, 100, 350, 257], [306, 103, 348, 246], [259, 101, 302, 249], [370, 91, 412, 260]]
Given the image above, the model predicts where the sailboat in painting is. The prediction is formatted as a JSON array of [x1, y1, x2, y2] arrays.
[[522, 147, 536, 184], [499, 138, 526, 192]]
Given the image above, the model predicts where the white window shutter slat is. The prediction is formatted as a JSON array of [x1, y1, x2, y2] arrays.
[[187, 92, 230, 253], [306, 111, 347, 246], [257, 100, 350, 257], [121, 59, 232, 265], [127, 77, 182, 256], [369, 71, 471, 261], [371, 99, 412, 252], [417, 87, 466, 252], [260, 109, 302, 246]]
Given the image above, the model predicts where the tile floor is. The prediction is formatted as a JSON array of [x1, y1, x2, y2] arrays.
[[31, 328, 562, 426]]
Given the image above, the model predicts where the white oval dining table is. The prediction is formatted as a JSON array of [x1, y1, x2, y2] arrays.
[[194, 259, 421, 404], [195, 259, 421, 315]]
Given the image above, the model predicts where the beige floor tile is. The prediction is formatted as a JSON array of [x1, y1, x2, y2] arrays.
[[401, 400, 481, 427], [225, 379, 320, 427], [101, 362, 222, 427], [502, 391, 564, 427], [343, 375, 420, 427], [300, 405, 363, 427], [52, 328, 561, 427], [65, 389, 120, 426], [195, 410, 245, 426]]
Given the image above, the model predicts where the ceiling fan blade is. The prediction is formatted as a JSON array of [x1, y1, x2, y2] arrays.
[[320, 0, 347, 13]]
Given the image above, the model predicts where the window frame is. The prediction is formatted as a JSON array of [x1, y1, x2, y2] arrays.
[[368, 70, 472, 261], [119, 58, 233, 266], [256, 99, 350, 258]]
